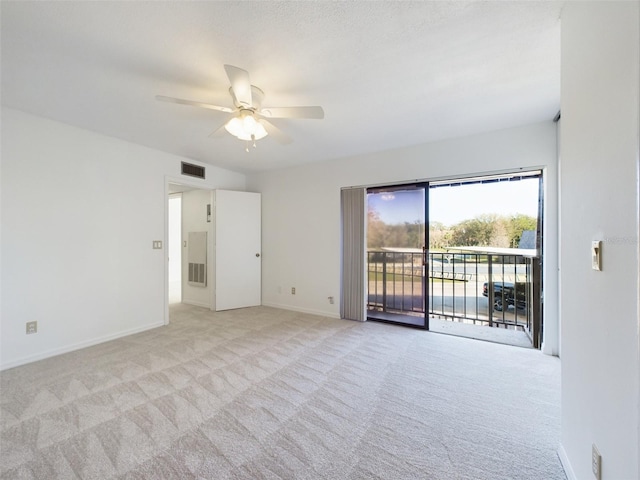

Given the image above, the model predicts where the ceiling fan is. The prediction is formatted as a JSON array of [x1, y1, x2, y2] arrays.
[[156, 65, 324, 151]]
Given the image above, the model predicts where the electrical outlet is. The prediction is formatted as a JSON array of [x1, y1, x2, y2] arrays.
[[26, 321, 37, 334], [291, 287, 296, 295], [592, 444, 601, 480], [328, 296, 334, 304]]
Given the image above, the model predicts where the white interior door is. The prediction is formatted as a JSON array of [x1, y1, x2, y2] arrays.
[[215, 190, 261, 311]]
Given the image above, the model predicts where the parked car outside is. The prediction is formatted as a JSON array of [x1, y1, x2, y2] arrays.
[[482, 281, 528, 311]]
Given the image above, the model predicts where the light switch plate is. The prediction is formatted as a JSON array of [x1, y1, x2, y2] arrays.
[[152, 240, 163, 249], [592, 444, 601, 480]]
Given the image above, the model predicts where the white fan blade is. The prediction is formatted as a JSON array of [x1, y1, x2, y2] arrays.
[[259, 119, 293, 145], [224, 65, 252, 108], [156, 95, 234, 113], [260, 106, 324, 119]]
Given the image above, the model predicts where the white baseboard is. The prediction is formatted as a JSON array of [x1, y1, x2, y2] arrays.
[[0, 321, 165, 371], [557, 444, 576, 480], [181, 299, 211, 309], [262, 302, 340, 319]]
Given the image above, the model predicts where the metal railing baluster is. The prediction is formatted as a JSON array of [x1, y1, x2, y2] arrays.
[[367, 251, 534, 335]]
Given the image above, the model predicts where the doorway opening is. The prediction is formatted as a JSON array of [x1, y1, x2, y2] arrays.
[[366, 171, 543, 348], [165, 181, 263, 321]]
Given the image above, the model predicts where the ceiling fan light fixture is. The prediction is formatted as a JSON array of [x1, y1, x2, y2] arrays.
[[224, 111, 268, 142], [157, 65, 322, 148]]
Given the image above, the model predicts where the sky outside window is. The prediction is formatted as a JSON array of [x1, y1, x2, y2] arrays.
[[368, 178, 539, 227], [368, 190, 425, 225]]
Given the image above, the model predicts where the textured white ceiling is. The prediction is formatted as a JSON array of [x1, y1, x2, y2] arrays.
[[1, 1, 563, 174]]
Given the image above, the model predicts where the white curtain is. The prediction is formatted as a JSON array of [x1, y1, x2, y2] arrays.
[[340, 188, 366, 321]]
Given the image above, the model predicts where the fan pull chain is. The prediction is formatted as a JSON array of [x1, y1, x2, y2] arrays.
[[244, 135, 258, 153]]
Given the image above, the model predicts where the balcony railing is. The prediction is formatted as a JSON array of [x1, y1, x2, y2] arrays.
[[367, 250, 539, 338]]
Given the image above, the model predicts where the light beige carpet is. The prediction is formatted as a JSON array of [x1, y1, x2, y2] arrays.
[[1, 304, 565, 479]]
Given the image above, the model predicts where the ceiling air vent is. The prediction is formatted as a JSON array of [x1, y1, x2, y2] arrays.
[[181, 162, 205, 179]]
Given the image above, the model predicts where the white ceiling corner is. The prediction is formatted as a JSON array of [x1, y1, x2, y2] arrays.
[[0, 1, 563, 174]]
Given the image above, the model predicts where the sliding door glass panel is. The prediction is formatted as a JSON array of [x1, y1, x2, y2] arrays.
[[366, 185, 427, 328]]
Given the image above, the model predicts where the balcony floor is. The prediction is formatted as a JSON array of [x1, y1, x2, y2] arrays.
[[429, 316, 532, 348], [368, 310, 532, 348]]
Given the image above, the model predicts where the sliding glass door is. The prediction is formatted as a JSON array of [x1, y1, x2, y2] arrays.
[[365, 171, 542, 347], [366, 183, 428, 328]]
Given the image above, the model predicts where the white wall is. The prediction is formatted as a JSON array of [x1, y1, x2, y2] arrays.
[[559, 3, 639, 480], [0, 107, 246, 370], [247, 121, 559, 352], [181, 189, 214, 308]]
